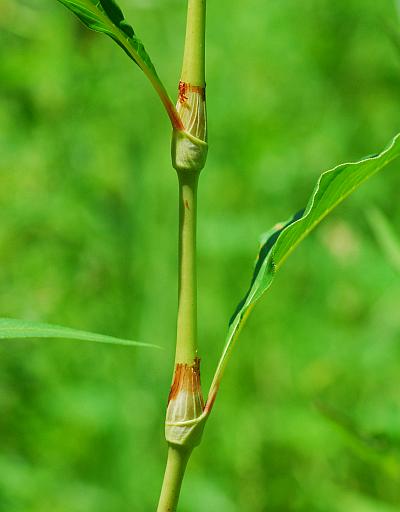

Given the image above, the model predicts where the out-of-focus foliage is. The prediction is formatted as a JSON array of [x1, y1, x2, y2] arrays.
[[368, 208, 400, 273], [0, 0, 399, 511]]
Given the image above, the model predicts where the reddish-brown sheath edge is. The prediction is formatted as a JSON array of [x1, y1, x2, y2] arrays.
[[168, 357, 204, 408], [178, 81, 206, 104]]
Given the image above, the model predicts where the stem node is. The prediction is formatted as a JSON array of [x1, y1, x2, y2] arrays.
[[165, 357, 206, 448]]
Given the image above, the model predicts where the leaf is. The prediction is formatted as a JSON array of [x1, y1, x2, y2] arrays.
[[229, 209, 305, 325], [367, 207, 400, 273], [57, 0, 151, 72], [55, 0, 181, 128], [0, 317, 159, 349], [207, 133, 400, 408]]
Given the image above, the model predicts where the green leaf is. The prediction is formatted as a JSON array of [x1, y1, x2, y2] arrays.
[[57, 0, 152, 72], [0, 317, 159, 349], [207, 133, 400, 407], [55, 0, 181, 128]]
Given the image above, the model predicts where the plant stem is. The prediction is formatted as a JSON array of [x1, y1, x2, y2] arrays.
[[175, 171, 199, 363], [157, 447, 192, 512], [181, 0, 206, 86], [156, 173, 199, 512], [174, 0, 205, 364], [173, 0, 205, 364], [157, 0, 206, 509]]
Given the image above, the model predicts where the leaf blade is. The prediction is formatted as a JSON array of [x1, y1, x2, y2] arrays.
[[55, 0, 182, 128], [57, 0, 150, 69], [0, 318, 159, 349], [207, 133, 400, 407]]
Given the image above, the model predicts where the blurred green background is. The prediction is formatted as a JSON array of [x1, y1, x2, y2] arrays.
[[1, 0, 400, 510]]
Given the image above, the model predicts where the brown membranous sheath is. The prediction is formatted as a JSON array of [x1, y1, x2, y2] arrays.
[[176, 81, 207, 142], [165, 358, 205, 447], [167, 357, 204, 405]]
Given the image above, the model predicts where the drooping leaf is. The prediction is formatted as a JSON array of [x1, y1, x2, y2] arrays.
[[207, 133, 400, 406], [0, 317, 159, 349], [55, 0, 181, 128]]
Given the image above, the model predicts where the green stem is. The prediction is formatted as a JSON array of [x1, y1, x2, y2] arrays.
[[157, 0, 206, 509], [175, 171, 199, 364], [180, 0, 206, 86], [156, 171, 200, 511], [157, 447, 192, 512]]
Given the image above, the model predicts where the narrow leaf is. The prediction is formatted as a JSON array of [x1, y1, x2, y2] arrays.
[[207, 133, 400, 407], [0, 317, 159, 349], [55, 0, 181, 128]]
